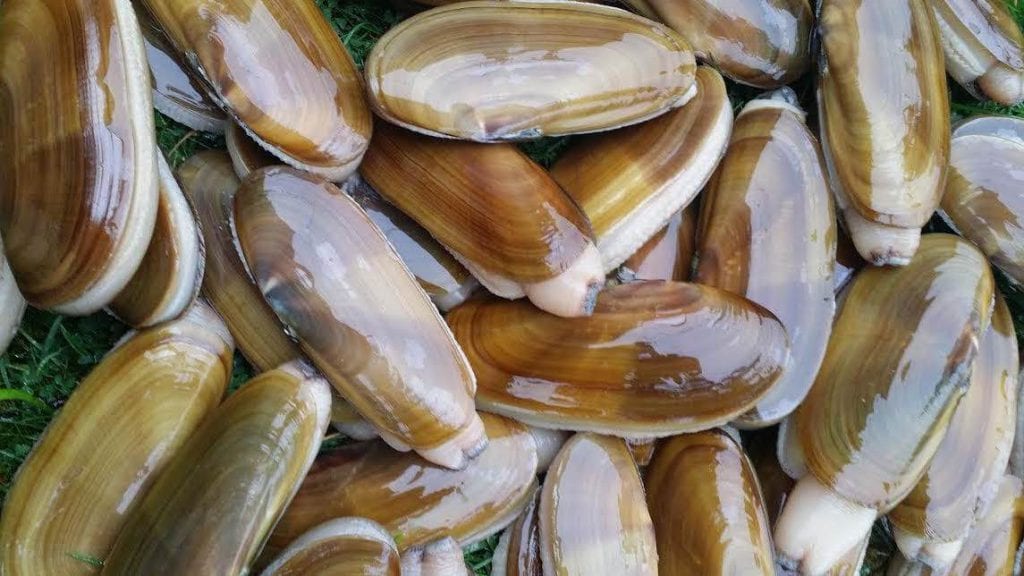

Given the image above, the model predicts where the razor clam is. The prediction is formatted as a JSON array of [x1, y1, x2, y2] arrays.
[[641, 0, 813, 87], [446, 281, 789, 437], [931, 0, 1024, 105], [139, 0, 371, 180], [888, 292, 1019, 569], [0, 0, 158, 314], [618, 206, 697, 283], [400, 537, 471, 576], [234, 167, 484, 468], [774, 234, 995, 575], [0, 243, 27, 357], [818, 0, 950, 266], [260, 518, 401, 576], [364, 0, 697, 141], [110, 155, 204, 327], [101, 360, 332, 576], [695, 89, 836, 429], [540, 433, 658, 575], [493, 493, 542, 576], [551, 67, 731, 272], [941, 115, 1024, 286], [268, 413, 538, 553], [0, 303, 232, 575], [646, 430, 775, 575], [362, 122, 604, 318]]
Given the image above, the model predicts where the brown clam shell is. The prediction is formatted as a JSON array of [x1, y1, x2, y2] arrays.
[[0, 0, 158, 314], [646, 430, 775, 575], [260, 518, 401, 576], [932, 0, 1024, 105], [0, 303, 232, 575], [618, 206, 697, 283], [551, 67, 730, 273], [446, 281, 789, 437], [540, 433, 657, 575], [139, 0, 371, 180], [364, 0, 697, 141], [492, 492, 542, 576]]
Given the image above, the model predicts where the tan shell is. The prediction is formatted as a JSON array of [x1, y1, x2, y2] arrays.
[[626, 438, 658, 467], [932, 0, 1024, 105], [0, 242, 27, 357], [492, 492, 542, 576], [447, 281, 789, 437], [400, 537, 471, 576], [260, 518, 401, 576], [101, 360, 332, 575], [540, 433, 657, 576], [551, 66, 730, 272], [364, 0, 697, 141], [618, 205, 697, 283], [0, 303, 232, 575], [0, 0, 158, 314]]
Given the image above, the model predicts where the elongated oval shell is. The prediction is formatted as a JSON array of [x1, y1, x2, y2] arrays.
[[618, 205, 697, 283], [447, 281, 789, 437], [540, 433, 657, 576], [365, 0, 697, 141], [0, 0, 158, 314], [269, 413, 538, 553], [0, 303, 232, 575], [101, 360, 332, 576], [695, 93, 836, 428], [551, 67, 731, 272], [110, 155, 204, 327], [643, 0, 812, 87], [362, 122, 603, 318], [818, 0, 949, 265], [492, 493, 542, 576], [139, 0, 371, 180], [646, 430, 774, 574], [260, 518, 400, 576]]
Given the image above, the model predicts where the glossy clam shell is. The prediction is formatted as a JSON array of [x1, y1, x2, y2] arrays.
[[643, 0, 812, 87], [365, 0, 697, 141], [234, 166, 483, 469], [932, 0, 1024, 105], [447, 281, 789, 437], [646, 430, 775, 575], [492, 492, 542, 576], [101, 360, 332, 576], [944, 474, 1024, 576], [400, 537, 471, 576], [540, 433, 657, 576], [695, 96, 836, 429], [260, 518, 400, 576], [618, 205, 697, 283], [269, 413, 538, 553], [551, 67, 731, 272], [0, 303, 232, 575], [110, 155, 204, 327], [139, 0, 371, 180], [818, 0, 949, 265], [796, 234, 994, 511], [0, 0, 158, 314], [889, 292, 1019, 563]]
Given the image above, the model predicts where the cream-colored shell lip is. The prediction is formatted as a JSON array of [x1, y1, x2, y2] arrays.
[[0, 241, 27, 356], [152, 91, 226, 135], [55, 0, 159, 315], [260, 517, 396, 575]]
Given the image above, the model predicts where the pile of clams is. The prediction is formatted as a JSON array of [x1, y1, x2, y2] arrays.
[[2, 0, 1024, 574]]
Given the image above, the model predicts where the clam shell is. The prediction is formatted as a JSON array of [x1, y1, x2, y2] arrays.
[[645, 430, 775, 575], [226, 121, 280, 180], [109, 155, 204, 327], [539, 433, 657, 576], [268, 413, 538, 554], [932, 0, 1024, 105], [0, 242, 27, 357], [625, 438, 658, 467], [944, 474, 1024, 576], [492, 493, 542, 576], [551, 66, 731, 273], [744, 427, 796, 527], [446, 281, 789, 438], [0, 303, 232, 575], [618, 205, 697, 283], [818, 0, 949, 265], [362, 122, 604, 318], [0, 0, 158, 314], [834, 227, 864, 294], [953, 114, 1024, 141], [642, 0, 813, 87], [101, 360, 332, 576], [400, 537, 471, 576], [138, 0, 371, 180], [695, 92, 836, 429], [364, 0, 697, 141], [260, 518, 401, 576]]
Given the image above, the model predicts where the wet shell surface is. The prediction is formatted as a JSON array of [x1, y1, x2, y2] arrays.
[[645, 430, 775, 575], [101, 360, 332, 576], [0, 0, 158, 314], [269, 413, 538, 553], [695, 91, 836, 429], [139, 0, 372, 180], [226, 120, 281, 179], [0, 303, 232, 575], [492, 492, 542, 576], [551, 66, 731, 273], [642, 0, 813, 87], [260, 518, 401, 576], [539, 433, 657, 576], [364, 0, 697, 141], [618, 205, 697, 283], [400, 537, 471, 576], [446, 281, 789, 438]]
